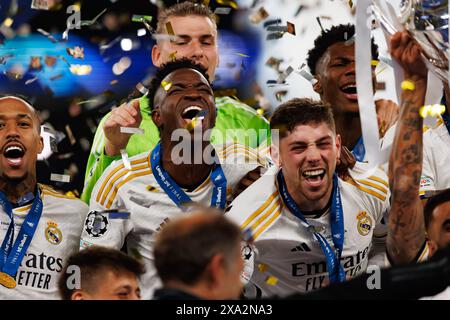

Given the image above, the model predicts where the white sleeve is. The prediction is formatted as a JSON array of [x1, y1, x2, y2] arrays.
[[420, 142, 436, 195], [80, 168, 133, 250]]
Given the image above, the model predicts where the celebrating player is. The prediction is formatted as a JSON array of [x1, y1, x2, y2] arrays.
[[226, 98, 390, 297], [81, 59, 267, 299], [82, 2, 270, 203], [0, 95, 87, 299]]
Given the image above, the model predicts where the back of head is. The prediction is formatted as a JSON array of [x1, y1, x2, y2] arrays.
[[58, 246, 145, 300], [154, 209, 241, 286], [156, 2, 217, 35], [306, 23, 379, 75], [270, 98, 336, 139]]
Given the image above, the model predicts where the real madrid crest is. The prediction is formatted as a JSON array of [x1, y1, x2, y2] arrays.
[[357, 211, 372, 236], [45, 221, 63, 245]]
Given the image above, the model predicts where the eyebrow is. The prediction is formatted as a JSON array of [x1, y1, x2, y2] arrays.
[[170, 81, 211, 90], [175, 34, 215, 41], [288, 136, 332, 147], [0, 113, 33, 120]]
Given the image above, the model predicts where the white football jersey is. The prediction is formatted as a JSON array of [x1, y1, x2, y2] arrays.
[[226, 163, 390, 298], [0, 185, 88, 300], [420, 118, 450, 195], [82, 143, 266, 299]]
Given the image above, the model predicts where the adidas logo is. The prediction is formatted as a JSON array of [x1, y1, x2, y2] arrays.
[[291, 243, 311, 252]]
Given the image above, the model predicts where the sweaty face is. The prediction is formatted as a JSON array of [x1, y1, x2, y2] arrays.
[[152, 68, 216, 138], [427, 201, 450, 251], [152, 15, 219, 81], [0, 98, 43, 181], [314, 42, 377, 114], [277, 123, 341, 206], [78, 270, 141, 300]]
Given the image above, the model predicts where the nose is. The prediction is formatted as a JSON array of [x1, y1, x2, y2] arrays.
[[189, 40, 204, 60], [305, 144, 321, 163], [344, 61, 356, 76], [6, 124, 20, 139]]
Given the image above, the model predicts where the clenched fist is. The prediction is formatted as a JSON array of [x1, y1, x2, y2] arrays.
[[104, 99, 142, 156]]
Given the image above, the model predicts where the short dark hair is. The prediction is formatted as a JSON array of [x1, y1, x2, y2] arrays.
[[156, 2, 217, 35], [154, 209, 242, 286], [270, 98, 336, 139], [424, 188, 450, 229], [307, 24, 379, 75], [147, 58, 210, 109], [58, 246, 145, 300], [0, 94, 41, 133]]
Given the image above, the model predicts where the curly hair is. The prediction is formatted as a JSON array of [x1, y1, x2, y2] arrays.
[[147, 58, 210, 109], [307, 24, 379, 75]]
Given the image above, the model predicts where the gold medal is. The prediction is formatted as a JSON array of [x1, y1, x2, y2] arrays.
[[0, 272, 16, 289]]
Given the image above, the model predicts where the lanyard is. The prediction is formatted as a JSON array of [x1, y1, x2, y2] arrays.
[[352, 136, 366, 162], [0, 189, 43, 277], [277, 170, 346, 283], [150, 142, 227, 210]]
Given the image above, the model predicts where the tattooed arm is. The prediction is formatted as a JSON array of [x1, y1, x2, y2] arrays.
[[387, 32, 428, 265]]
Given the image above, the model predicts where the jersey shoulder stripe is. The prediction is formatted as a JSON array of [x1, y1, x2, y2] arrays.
[[39, 184, 77, 200], [240, 191, 279, 230], [96, 153, 150, 204], [105, 169, 153, 208], [344, 178, 387, 201], [251, 198, 283, 240], [217, 143, 267, 166]]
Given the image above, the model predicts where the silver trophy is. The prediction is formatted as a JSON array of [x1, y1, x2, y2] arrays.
[[374, 0, 449, 83]]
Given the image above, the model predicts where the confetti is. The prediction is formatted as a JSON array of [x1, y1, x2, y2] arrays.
[[214, 7, 231, 15], [50, 73, 63, 81], [80, 8, 107, 27], [344, 34, 355, 46], [265, 275, 278, 285], [216, 0, 238, 9], [50, 173, 71, 183], [136, 82, 149, 95], [121, 149, 132, 170], [99, 36, 121, 53], [275, 90, 288, 102], [120, 127, 145, 135], [294, 4, 306, 17], [256, 108, 264, 116], [65, 125, 76, 145], [371, 60, 379, 67], [263, 19, 282, 28], [25, 77, 38, 85], [131, 15, 153, 23], [161, 81, 172, 91], [69, 64, 92, 75], [266, 25, 288, 33], [169, 51, 177, 62], [37, 28, 58, 43], [29, 56, 42, 71], [277, 66, 293, 83], [31, 0, 50, 10], [151, 33, 179, 42], [265, 57, 283, 71], [0, 54, 13, 65], [66, 46, 84, 59], [147, 185, 158, 192], [266, 32, 284, 40], [57, 55, 71, 67], [110, 79, 118, 85], [165, 22, 175, 35], [286, 21, 296, 36], [236, 53, 250, 58], [316, 17, 325, 32], [249, 7, 269, 24], [44, 55, 57, 67], [185, 110, 207, 131], [257, 263, 268, 272]]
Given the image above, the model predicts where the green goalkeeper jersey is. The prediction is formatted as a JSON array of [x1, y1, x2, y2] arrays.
[[81, 95, 271, 203]]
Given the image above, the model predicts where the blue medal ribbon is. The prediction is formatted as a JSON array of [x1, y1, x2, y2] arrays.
[[441, 112, 450, 137], [351, 136, 365, 162], [277, 170, 346, 284], [150, 142, 227, 210], [0, 189, 43, 278]]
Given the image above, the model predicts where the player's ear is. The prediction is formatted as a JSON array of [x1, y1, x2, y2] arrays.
[[70, 290, 85, 300], [335, 133, 342, 161], [151, 44, 162, 67], [313, 76, 323, 95], [270, 144, 281, 167], [427, 239, 438, 257], [152, 107, 162, 128]]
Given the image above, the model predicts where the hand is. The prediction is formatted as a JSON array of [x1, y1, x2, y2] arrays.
[[390, 31, 427, 81], [375, 99, 399, 137], [232, 166, 266, 199], [336, 146, 356, 181], [104, 99, 142, 156]]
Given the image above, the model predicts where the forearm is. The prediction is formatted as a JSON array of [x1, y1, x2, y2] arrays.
[[387, 77, 427, 264]]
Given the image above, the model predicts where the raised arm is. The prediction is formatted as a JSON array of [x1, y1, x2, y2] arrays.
[[387, 31, 428, 265]]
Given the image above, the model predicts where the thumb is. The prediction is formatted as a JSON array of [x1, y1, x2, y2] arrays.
[[131, 99, 141, 111]]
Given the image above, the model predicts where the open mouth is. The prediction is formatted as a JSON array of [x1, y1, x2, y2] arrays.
[[340, 83, 358, 100], [3, 144, 25, 166], [302, 169, 326, 186], [182, 106, 202, 120]]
